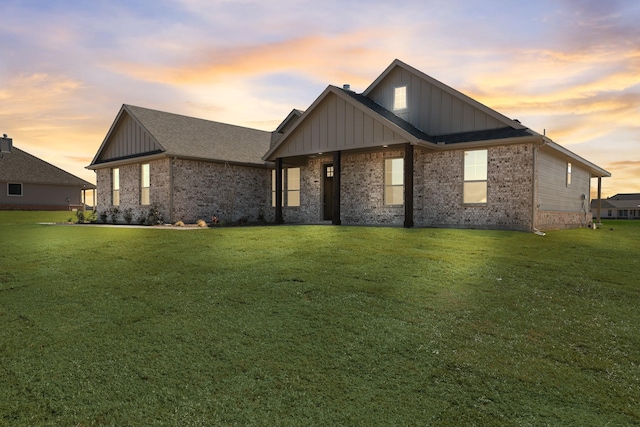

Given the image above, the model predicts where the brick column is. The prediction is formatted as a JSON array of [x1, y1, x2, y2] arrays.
[[404, 143, 414, 228]]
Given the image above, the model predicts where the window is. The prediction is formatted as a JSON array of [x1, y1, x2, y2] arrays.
[[141, 163, 150, 205], [112, 168, 120, 206], [463, 150, 488, 204], [8, 183, 22, 196], [287, 167, 300, 207], [607, 209, 612, 217], [384, 158, 404, 205], [393, 86, 407, 111], [567, 162, 572, 186], [272, 167, 301, 207]]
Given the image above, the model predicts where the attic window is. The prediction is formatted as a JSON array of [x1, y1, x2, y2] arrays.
[[393, 86, 407, 111], [567, 162, 572, 186]]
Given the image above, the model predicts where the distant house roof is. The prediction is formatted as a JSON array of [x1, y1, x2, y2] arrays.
[[0, 146, 95, 188], [591, 194, 640, 209], [608, 193, 640, 201], [89, 105, 272, 168]]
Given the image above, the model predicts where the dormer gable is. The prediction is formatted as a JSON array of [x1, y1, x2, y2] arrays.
[[363, 59, 525, 136]]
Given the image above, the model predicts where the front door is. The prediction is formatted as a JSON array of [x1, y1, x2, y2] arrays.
[[323, 164, 334, 220]]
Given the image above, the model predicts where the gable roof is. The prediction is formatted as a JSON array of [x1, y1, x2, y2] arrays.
[[89, 105, 272, 168], [0, 146, 95, 188], [363, 59, 526, 132], [342, 88, 536, 144], [264, 84, 540, 161]]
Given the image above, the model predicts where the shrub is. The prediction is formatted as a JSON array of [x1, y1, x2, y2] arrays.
[[123, 208, 133, 224], [174, 221, 185, 227], [75, 210, 86, 223], [109, 207, 120, 224], [196, 219, 207, 227], [99, 211, 108, 223], [147, 205, 164, 225], [136, 214, 146, 225]]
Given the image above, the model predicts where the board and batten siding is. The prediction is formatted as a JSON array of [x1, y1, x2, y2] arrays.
[[537, 149, 590, 212], [278, 92, 408, 157], [367, 67, 504, 136], [100, 114, 162, 161]]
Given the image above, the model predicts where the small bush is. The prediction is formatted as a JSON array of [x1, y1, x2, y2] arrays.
[[75, 210, 86, 223], [147, 205, 164, 225], [109, 207, 120, 224], [123, 208, 133, 224], [197, 219, 207, 227], [99, 211, 108, 223], [174, 221, 185, 227], [136, 214, 146, 225]]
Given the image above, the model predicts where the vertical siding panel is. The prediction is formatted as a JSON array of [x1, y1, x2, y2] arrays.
[[420, 83, 431, 134], [430, 87, 441, 134], [354, 109, 364, 145], [452, 98, 463, 133], [463, 104, 475, 132], [336, 98, 346, 148], [409, 74, 420, 126], [383, 125, 393, 141], [363, 114, 373, 143], [345, 103, 354, 145], [441, 92, 452, 134], [486, 117, 499, 129], [373, 120, 384, 142], [311, 113, 320, 151], [319, 103, 327, 150], [474, 109, 486, 130], [304, 124, 312, 151]]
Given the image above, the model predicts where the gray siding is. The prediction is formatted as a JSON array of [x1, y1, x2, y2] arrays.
[[276, 92, 407, 158], [537, 149, 590, 212], [99, 114, 162, 161], [367, 67, 504, 136], [0, 182, 83, 209]]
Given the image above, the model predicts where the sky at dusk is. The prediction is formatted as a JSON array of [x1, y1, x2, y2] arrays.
[[1, 0, 639, 198]]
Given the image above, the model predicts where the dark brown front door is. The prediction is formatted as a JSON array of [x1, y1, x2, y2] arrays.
[[323, 164, 334, 220]]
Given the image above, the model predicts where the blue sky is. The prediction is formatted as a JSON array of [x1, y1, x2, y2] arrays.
[[1, 0, 639, 196]]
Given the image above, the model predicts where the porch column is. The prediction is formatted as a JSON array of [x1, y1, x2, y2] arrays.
[[275, 158, 284, 224], [596, 177, 602, 225], [404, 143, 414, 228], [332, 151, 341, 225]]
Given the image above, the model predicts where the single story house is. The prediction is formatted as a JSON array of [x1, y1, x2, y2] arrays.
[[87, 105, 274, 224], [88, 59, 610, 230], [591, 194, 640, 220], [0, 137, 96, 211]]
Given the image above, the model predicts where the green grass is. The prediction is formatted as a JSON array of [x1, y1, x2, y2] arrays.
[[1, 211, 638, 426]]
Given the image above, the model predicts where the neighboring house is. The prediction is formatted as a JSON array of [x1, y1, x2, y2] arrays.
[[87, 105, 273, 223], [591, 194, 640, 220], [0, 139, 96, 211], [89, 59, 610, 230]]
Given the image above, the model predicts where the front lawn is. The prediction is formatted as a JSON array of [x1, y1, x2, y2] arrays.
[[0, 212, 638, 425]]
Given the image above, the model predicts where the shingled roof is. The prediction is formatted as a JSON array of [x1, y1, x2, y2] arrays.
[[90, 105, 273, 167], [0, 147, 95, 188], [340, 88, 536, 144]]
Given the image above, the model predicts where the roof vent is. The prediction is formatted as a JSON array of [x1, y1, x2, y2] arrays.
[[343, 84, 351, 91]]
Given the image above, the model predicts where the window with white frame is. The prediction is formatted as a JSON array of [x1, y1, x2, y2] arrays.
[[463, 150, 488, 204], [8, 183, 22, 196], [567, 162, 572, 186], [271, 167, 301, 207], [384, 158, 404, 205], [393, 86, 407, 111], [141, 163, 150, 205], [112, 168, 120, 206]]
